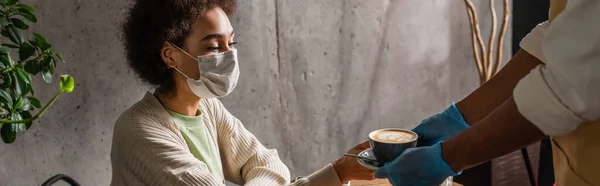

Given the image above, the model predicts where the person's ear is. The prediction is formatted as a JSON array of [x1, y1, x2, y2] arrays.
[[161, 42, 178, 69]]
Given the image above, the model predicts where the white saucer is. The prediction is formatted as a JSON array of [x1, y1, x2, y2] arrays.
[[357, 149, 382, 170]]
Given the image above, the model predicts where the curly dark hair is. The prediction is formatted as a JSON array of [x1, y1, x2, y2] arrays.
[[122, 0, 237, 95]]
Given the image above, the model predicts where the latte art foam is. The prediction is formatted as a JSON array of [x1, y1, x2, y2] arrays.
[[371, 130, 416, 143]]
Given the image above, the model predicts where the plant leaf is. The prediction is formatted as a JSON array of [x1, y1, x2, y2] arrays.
[[0, 53, 11, 66], [42, 54, 51, 65], [51, 57, 57, 67], [0, 46, 9, 54], [2, 72, 12, 89], [0, 89, 12, 108], [18, 42, 35, 61], [10, 112, 25, 132], [48, 60, 54, 74], [12, 72, 27, 95], [20, 110, 32, 129], [7, 25, 23, 45], [28, 38, 36, 46], [0, 54, 8, 66], [1, 124, 17, 143], [42, 55, 54, 73], [32, 33, 51, 50], [16, 66, 30, 84], [43, 55, 57, 69], [2, 43, 19, 48], [27, 82, 33, 95], [60, 75, 74, 93], [27, 96, 40, 108], [11, 73, 21, 95], [10, 18, 28, 29], [0, 0, 8, 6], [54, 53, 64, 63], [15, 4, 36, 13], [7, 0, 18, 6], [14, 96, 22, 109], [17, 9, 36, 23], [22, 68, 33, 95], [24, 60, 40, 75], [0, 17, 9, 26], [0, 28, 9, 37], [9, 89, 19, 102], [18, 96, 30, 111], [41, 67, 51, 83]]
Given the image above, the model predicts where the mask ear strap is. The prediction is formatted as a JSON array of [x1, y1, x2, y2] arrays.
[[168, 42, 196, 80], [169, 42, 197, 60], [172, 66, 193, 80]]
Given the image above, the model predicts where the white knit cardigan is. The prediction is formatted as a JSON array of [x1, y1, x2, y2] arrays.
[[110, 92, 342, 186]]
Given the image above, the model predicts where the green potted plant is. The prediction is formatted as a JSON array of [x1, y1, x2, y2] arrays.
[[0, 0, 74, 144]]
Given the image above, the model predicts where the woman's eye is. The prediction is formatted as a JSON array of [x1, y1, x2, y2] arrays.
[[206, 47, 219, 52], [206, 42, 237, 52]]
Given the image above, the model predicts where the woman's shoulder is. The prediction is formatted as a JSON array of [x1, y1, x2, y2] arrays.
[[113, 96, 186, 149], [114, 94, 172, 136], [117, 99, 156, 123], [199, 98, 226, 117], [199, 98, 239, 128], [200, 97, 224, 109]]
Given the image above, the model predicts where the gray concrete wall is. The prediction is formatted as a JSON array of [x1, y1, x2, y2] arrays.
[[0, 0, 510, 185]]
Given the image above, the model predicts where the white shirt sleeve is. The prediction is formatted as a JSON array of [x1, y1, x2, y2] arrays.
[[514, 0, 600, 136]]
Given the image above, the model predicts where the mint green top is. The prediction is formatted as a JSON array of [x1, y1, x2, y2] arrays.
[[166, 109, 224, 183]]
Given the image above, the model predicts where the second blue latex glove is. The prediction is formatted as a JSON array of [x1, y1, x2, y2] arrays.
[[374, 143, 459, 186], [412, 103, 470, 147]]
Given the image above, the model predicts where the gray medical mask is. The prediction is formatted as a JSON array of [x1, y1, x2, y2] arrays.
[[171, 43, 240, 98]]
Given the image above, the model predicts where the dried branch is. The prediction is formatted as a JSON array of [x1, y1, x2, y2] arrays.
[[464, 0, 488, 82], [486, 0, 498, 80], [493, 0, 510, 75], [465, 2, 485, 83]]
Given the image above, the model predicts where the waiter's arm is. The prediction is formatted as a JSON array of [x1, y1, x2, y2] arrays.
[[512, 0, 600, 136], [441, 0, 600, 171], [456, 50, 542, 125], [454, 0, 582, 127], [443, 97, 544, 171]]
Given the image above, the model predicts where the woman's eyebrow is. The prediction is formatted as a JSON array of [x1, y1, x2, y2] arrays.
[[201, 32, 235, 41], [201, 33, 223, 41]]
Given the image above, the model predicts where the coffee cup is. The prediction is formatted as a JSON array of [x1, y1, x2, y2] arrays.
[[368, 128, 418, 163]]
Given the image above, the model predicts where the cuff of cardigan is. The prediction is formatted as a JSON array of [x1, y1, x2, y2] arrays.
[[306, 164, 343, 186]]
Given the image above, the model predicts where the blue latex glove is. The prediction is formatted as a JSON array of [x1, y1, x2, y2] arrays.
[[375, 143, 459, 186], [412, 103, 470, 147]]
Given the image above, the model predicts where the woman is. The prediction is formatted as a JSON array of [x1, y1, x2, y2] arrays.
[[110, 0, 375, 185]]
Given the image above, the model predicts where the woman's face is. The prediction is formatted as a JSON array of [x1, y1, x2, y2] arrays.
[[162, 6, 235, 92]]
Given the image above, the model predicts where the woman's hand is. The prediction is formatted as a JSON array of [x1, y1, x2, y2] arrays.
[[332, 141, 376, 183]]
